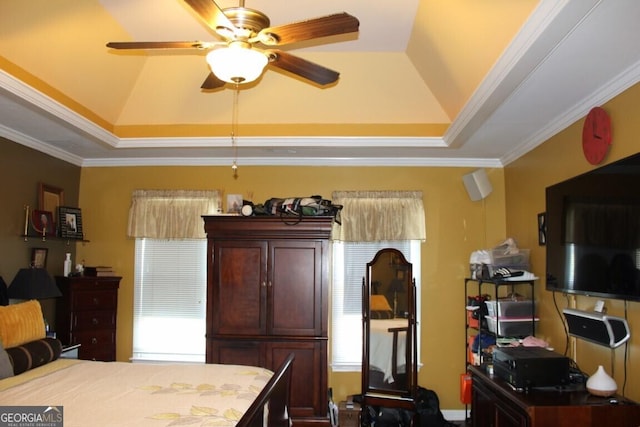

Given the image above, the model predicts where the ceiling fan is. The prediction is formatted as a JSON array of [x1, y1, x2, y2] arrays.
[[106, 0, 359, 89]]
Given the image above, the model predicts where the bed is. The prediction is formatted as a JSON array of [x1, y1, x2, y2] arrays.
[[369, 318, 408, 385], [0, 300, 293, 427]]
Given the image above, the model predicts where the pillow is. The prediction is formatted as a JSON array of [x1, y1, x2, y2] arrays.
[[0, 300, 46, 348], [6, 338, 62, 376], [0, 340, 14, 379]]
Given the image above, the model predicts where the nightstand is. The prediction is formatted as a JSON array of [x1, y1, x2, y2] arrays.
[[60, 344, 81, 359]]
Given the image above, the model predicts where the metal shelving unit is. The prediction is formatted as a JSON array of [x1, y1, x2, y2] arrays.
[[464, 277, 536, 367]]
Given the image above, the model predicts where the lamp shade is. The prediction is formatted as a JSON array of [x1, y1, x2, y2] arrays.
[[8, 268, 61, 299], [206, 45, 268, 84]]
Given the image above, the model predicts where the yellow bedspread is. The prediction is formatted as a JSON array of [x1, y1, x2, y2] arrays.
[[0, 359, 273, 427]]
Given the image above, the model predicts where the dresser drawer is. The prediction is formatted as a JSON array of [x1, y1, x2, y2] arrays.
[[72, 290, 118, 310], [72, 277, 120, 288], [71, 329, 115, 345], [71, 311, 116, 330], [79, 347, 115, 362]]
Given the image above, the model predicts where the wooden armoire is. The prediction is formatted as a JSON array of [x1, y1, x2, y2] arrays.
[[203, 215, 333, 426]]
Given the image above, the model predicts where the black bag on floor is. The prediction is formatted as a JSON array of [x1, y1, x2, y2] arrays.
[[363, 405, 413, 427], [415, 387, 454, 427], [377, 407, 404, 427]]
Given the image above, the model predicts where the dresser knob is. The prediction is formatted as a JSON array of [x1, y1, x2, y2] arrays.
[[92, 318, 99, 325], [91, 338, 98, 344]]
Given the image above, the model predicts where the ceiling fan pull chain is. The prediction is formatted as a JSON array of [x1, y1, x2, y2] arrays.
[[231, 84, 240, 179]]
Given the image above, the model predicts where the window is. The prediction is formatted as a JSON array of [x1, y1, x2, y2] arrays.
[[127, 189, 219, 363], [331, 240, 421, 371], [132, 238, 207, 362]]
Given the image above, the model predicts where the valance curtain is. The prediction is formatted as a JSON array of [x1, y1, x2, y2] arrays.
[[330, 190, 426, 242], [127, 190, 220, 239]]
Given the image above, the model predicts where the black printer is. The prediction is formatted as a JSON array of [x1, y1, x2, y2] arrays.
[[492, 346, 571, 389]]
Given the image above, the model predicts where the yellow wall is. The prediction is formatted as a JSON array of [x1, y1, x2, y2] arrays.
[[77, 164, 506, 409], [505, 81, 640, 401]]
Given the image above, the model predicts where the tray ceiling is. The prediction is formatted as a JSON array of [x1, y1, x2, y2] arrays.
[[1, 0, 639, 167]]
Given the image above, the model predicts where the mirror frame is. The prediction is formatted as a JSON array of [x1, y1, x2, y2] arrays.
[[362, 248, 418, 401]]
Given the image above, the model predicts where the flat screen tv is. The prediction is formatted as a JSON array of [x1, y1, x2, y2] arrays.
[[545, 152, 640, 301]]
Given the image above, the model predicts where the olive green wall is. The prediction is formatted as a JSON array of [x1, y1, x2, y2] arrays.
[[76, 164, 507, 409], [504, 82, 640, 402], [0, 137, 81, 325]]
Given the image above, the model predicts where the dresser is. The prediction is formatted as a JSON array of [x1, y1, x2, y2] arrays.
[[468, 364, 640, 426], [203, 216, 332, 426], [55, 276, 120, 361]]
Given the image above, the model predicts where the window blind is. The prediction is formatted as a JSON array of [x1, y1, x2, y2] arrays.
[[132, 238, 207, 362]]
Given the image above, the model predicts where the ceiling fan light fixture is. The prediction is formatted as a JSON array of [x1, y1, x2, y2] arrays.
[[206, 44, 268, 84]]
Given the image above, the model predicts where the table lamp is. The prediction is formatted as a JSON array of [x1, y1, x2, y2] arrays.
[[8, 267, 61, 337], [8, 267, 61, 300], [0, 276, 8, 306]]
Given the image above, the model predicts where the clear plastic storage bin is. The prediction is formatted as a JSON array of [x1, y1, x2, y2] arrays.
[[485, 299, 535, 318], [489, 249, 530, 271], [486, 316, 538, 337]]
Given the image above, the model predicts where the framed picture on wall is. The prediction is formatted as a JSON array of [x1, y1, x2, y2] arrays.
[[38, 183, 64, 226], [58, 206, 83, 239], [31, 210, 55, 236], [538, 212, 546, 246], [31, 248, 48, 268]]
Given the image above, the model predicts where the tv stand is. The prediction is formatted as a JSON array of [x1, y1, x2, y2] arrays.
[[468, 365, 640, 426]]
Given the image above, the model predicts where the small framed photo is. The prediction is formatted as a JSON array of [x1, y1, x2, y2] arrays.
[[31, 248, 48, 268], [58, 206, 83, 239], [538, 212, 547, 246], [227, 194, 243, 214], [31, 210, 55, 235]]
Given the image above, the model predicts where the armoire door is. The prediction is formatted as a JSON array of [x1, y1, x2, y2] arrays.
[[268, 240, 326, 337], [265, 340, 328, 419], [212, 240, 267, 336]]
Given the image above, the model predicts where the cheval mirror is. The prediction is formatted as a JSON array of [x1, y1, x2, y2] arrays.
[[362, 248, 418, 409]]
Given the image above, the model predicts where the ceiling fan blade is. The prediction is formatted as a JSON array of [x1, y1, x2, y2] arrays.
[[106, 41, 212, 50], [267, 50, 339, 86], [258, 13, 359, 46], [201, 72, 226, 89], [184, 0, 235, 33]]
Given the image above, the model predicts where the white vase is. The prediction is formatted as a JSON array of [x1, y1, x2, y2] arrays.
[[586, 365, 617, 397]]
